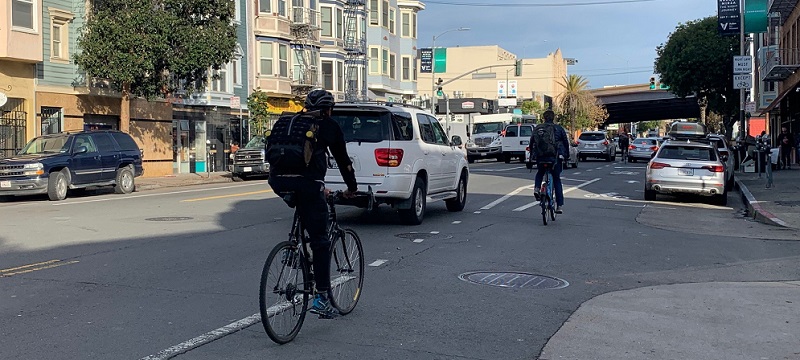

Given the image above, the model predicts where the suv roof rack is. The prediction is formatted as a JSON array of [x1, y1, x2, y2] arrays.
[[337, 100, 427, 111]]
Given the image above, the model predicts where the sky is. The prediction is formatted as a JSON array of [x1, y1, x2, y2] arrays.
[[417, 0, 719, 89]]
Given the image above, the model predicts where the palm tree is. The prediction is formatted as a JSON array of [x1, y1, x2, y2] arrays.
[[556, 75, 593, 133]]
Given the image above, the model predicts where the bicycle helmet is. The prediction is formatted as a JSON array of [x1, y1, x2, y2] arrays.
[[304, 89, 335, 110]]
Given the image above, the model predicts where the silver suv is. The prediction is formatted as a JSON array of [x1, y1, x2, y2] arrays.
[[577, 131, 616, 161]]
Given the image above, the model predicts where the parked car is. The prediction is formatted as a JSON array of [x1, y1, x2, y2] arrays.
[[525, 133, 579, 169], [0, 131, 143, 201], [628, 137, 662, 162], [645, 141, 727, 205], [501, 123, 535, 163], [577, 131, 616, 161], [324, 102, 469, 225], [232, 135, 269, 180]]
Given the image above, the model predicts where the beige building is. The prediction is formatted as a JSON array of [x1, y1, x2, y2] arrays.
[[417, 45, 568, 107]]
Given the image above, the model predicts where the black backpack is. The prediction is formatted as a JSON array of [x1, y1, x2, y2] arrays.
[[533, 123, 558, 159], [265, 111, 322, 174]]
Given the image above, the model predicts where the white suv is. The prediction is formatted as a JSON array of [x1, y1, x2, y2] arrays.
[[324, 102, 470, 225]]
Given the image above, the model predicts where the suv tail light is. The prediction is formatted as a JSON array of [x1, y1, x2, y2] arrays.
[[650, 146, 659, 151], [629, 145, 635, 150], [375, 148, 404, 167], [603, 140, 609, 145], [703, 165, 725, 173], [649, 162, 671, 169]]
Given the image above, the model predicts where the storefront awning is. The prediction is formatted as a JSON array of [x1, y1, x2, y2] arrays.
[[760, 77, 800, 115]]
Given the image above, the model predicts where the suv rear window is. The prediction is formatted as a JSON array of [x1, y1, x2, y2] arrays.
[[659, 145, 717, 161], [112, 132, 140, 151], [633, 138, 657, 145], [332, 111, 412, 142], [579, 133, 605, 141]]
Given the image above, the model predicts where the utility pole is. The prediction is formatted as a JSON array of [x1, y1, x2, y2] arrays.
[[738, 0, 746, 142]]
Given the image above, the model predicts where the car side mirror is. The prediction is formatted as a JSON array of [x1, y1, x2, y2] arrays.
[[451, 135, 463, 147], [75, 146, 88, 154]]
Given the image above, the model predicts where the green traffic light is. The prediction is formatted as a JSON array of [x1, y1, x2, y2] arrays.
[[436, 90, 443, 96]]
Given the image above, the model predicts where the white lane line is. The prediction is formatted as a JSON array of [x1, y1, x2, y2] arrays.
[[480, 184, 535, 210], [473, 211, 482, 214], [513, 178, 601, 211], [369, 259, 388, 267], [586, 169, 594, 172], [52, 183, 264, 206], [573, 172, 582, 175], [452, 221, 462, 224], [615, 204, 646, 208], [595, 166, 604, 170], [413, 239, 424, 243], [430, 231, 440, 234]]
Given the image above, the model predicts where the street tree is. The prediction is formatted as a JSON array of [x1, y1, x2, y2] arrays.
[[247, 89, 271, 135], [654, 16, 739, 137], [75, 0, 237, 129], [555, 75, 607, 132], [520, 100, 545, 117]]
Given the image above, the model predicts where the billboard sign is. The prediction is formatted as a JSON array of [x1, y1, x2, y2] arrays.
[[744, 0, 767, 34], [433, 48, 447, 73], [717, 0, 741, 36]]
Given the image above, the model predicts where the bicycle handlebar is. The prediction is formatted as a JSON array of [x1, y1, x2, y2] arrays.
[[326, 186, 376, 211]]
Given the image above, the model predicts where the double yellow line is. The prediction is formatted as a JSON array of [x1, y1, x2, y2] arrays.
[[0, 259, 79, 278]]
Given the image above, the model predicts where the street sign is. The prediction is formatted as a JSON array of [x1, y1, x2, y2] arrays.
[[497, 81, 506, 97], [230, 96, 240, 108], [508, 80, 518, 97], [419, 48, 432, 73], [746, 102, 756, 112], [733, 74, 752, 89], [717, 0, 741, 36], [733, 56, 752, 73]]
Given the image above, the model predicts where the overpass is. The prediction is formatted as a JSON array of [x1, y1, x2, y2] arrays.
[[590, 84, 701, 125]]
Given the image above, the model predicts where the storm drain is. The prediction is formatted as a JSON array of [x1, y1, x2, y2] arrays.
[[459, 271, 569, 290], [145, 217, 194, 222], [395, 232, 453, 241]]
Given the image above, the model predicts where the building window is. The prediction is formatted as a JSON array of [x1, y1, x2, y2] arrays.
[[234, 0, 241, 22], [279, 44, 288, 77], [49, 9, 74, 63], [390, 54, 396, 79], [402, 56, 410, 81], [382, 48, 389, 75], [278, 0, 286, 16], [259, 0, 271, 13], [321, 7, 332, 37], [322, 61, 333, 90], [382, 0, 389, 28], [259, 42, 273, 75], [389, 8, 395, 34], [369, 0, 378, 25], [413, 57, 417, 80], [337, 61, 344, 92], [41, 107, 63, 135], [412, 13, 417, 38], [336, 8, 343, 40], [212, 65, 228, 92], [402, 12, 410, 37], [12, 0, 35, 30], [369, 47, 379, 74], [52, 25, 63, 59]]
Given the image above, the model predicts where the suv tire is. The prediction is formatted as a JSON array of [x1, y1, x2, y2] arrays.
[[48, 169, 69, 201], [644, 188, 657, 201], [114, 165, 136, 194], [445, 172, 467, 212], [713, 191, 728, 206], [399, 176, 426, 225]]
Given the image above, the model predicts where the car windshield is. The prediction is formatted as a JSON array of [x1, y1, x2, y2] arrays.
[[331, 111, 403, 142], [633, 139, 658, 145], [244, 136, 266, 149], [579, 133, 605, 141], [473, 122, 504, 134], [19, 136, 70, 155], [658, 145, 717, 161]]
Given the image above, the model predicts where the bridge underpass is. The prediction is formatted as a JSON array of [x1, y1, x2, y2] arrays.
[[590, 84, 701, 125]]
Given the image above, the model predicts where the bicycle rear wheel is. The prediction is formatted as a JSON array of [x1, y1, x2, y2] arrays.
[[259, 241, 309, 344], [329, 229, 364, 315]]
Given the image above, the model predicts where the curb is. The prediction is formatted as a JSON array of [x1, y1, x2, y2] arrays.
[[735, 178, 790, 228], [135, 176, 235, 192]]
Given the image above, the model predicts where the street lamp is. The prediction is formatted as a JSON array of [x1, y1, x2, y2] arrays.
[[430, 27, 470, 114]]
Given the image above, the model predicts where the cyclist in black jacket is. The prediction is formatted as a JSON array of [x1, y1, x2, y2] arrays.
[[268, 89, 357, 319]]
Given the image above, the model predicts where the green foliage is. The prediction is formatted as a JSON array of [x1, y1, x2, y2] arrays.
[[74, 0, 237, 99], [247, 89, 271, 135], [654, 16, 740, 134], [520, 100, 544, 116], [556, 75, 607, 131]]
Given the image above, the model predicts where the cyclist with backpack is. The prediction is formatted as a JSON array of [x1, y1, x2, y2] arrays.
[[266, 89, 358, 319], [618, 131, 630, 162], [530, 110, 570, 214]]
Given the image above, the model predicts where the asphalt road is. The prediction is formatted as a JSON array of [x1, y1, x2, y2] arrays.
[[2, 159, 799, 360]]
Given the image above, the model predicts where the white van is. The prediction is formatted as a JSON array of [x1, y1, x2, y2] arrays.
[[501, 123, 535, 163]]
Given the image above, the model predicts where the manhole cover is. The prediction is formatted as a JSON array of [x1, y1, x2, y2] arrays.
[[395, 232, 453, 240], [145, 217, 194, 222], [459, 271, 569, 289]]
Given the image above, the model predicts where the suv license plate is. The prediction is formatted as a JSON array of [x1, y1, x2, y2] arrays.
[[678, 168, 693, 176], [0, 181, 10, 188], [243, 167, 252, 172], [520, 140, 529, 145]]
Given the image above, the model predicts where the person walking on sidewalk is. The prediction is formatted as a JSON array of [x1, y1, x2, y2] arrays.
[[777, 127, 795, 170]]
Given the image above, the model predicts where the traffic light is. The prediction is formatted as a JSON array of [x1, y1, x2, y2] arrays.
[[436, 86, 443, 97], [649, 77, 656, 90], [659, 83, 670, 90], [515, 59, 522, 77]]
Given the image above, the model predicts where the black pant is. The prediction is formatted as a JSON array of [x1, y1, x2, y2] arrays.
[[780, 147, 792, 168], [269, 176, 331, 292]]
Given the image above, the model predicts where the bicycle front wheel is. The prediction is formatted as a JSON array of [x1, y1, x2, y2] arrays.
[[329, 229, 365, 315], [259, 241, 309, 344]]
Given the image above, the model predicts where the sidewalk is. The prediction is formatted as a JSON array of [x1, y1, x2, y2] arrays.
[[135, 172, 236, 191], [734, 165, 800, 230]]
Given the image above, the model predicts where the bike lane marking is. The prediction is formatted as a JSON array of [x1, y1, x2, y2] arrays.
[[512, 178, 601, 212], [368, 259, 388, 267], [479, 184, 535, 210]]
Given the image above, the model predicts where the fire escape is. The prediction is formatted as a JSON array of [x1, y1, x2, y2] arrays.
[[290, 6, 321, 97], [343, 0, 367, 102]]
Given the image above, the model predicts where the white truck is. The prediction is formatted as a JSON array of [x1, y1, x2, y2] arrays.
[[466, 113, 537, 163]]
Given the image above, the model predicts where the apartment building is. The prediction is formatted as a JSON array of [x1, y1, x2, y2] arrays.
[[1, 0, 42, 157], [366, 0, 424, 101], [760, 1, 800, 142]]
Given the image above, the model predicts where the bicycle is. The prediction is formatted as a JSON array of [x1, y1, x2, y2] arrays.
[[620, 145, 629, 163], [538, 162, 557, 225], [259, 188, 373, 344]]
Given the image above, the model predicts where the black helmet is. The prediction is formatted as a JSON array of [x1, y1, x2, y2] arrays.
[[305, 89, 335, 110]]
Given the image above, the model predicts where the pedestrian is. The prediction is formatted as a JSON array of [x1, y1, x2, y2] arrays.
[[229, 141, 239, 161], [777, 127, 794, 169]]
